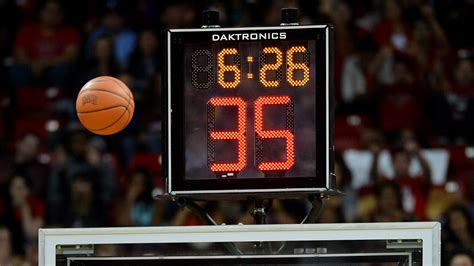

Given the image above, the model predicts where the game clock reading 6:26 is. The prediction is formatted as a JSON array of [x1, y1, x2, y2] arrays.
[[165, 25, 334, 197]]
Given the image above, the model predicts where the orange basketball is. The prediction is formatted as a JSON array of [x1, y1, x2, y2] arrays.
[[76, 76, 134, 135]]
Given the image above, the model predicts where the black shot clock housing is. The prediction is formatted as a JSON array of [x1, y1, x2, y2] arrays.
[[163, 25, 335, 199]]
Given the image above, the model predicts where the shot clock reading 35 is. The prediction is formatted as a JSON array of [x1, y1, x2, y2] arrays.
[[165, 25, 333, 196]]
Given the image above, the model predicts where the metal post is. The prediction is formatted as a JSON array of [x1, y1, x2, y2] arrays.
[[250, 198, 273, 254]]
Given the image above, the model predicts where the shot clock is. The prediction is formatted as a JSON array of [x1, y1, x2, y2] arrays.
[[164, 25, 334, 198]]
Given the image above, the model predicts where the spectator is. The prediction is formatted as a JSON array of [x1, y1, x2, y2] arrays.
[[431, 56, 474, 144], [442, 204, 474, 258], [318, 204, 345, 224], [371, 137, 431, 220], [0, 227, 11, 265], [117, 168, 164, 226], [85, 8, 137, 70], [13, 133, 49, 198], [47, 129, 117, 226], [331, 152, 357, 222], [25, 241, 39, 266], [377, 56, 423, 133], [121, 72, 162, 164], [63, 168, 107, 227], [411, 5, 449, 74], [359, 181, 413, 222], [0, 227, 25, 266], [448, 250, 474, 266], [321, 0, 368, 106], [340, 37, 378, 110], [9, 0, 80, 87], [126, 29, 160, 96], [80, 36, 119, 83], [372, 0, 415, 55], [320, 0, 355, 59], [1, 174, 45, 257], [0, 3, 474, 263]]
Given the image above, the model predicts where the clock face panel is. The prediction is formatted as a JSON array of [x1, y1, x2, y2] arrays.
[[165, 25, 334, 197]]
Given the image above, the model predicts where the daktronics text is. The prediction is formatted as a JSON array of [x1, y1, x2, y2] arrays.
[[212, 32, 286, 41]]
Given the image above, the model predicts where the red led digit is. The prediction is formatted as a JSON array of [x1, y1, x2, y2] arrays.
[[254, 96, 295, 172], [207, 97, 247, 173]]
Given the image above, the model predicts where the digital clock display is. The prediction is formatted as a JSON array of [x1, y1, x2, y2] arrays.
[[165, 25, 334, 197]]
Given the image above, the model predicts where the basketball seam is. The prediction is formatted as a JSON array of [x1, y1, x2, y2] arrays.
[[105, 78, 132, 114], [77, 77, 133, 133], [78, 106, 128, 131], [105, 77, 134, 99], [85, 77, 132, 100], [84, 77, 133, 103], [79, 80, 115, 93], [125, 107, 132, 124], [79, 78, 133, 100], [78, 88, 129, 102], [77, 105, 128, 114], [93, 107, 131, 133]]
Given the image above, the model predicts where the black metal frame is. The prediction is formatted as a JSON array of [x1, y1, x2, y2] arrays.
[[163, 25, 335, 199]]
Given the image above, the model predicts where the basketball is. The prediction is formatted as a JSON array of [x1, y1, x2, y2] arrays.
[[76, 76, 134, 135]]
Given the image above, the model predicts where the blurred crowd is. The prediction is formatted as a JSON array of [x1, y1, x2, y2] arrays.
[[0, 0, 473, 265]]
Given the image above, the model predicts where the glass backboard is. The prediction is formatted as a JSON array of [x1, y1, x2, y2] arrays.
[[39, 222, 440, 266]]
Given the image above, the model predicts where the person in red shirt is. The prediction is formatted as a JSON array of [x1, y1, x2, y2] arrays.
[[371, 137, 432, 220], [9, 0, 80, 87], [372, 0, 415, 55]]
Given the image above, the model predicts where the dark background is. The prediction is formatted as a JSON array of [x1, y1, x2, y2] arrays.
[[0, 0, 473, 265]]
